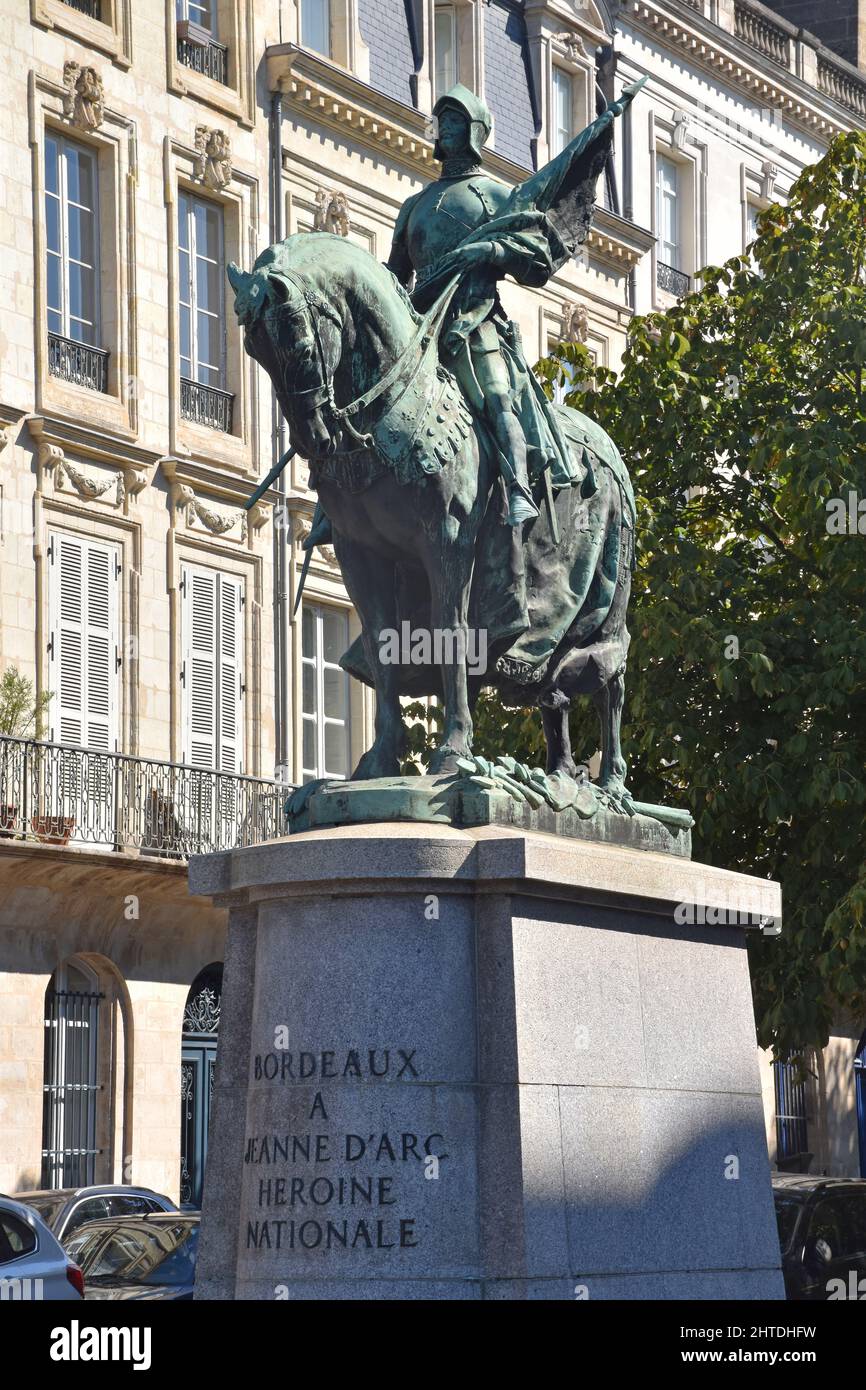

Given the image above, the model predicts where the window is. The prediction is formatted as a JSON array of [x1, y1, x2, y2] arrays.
[[434, 4, 457, 98], [176, 0, 228, 85], [773, 1053, 809, 1166], [177, 0, 216, 33], [656, 154, 681, 270], [48, 531, 120, 752], [551, 67, 574, 157], [181, 563, 244, 774], [45, 133, 108, 393], [178, 192, 233, 431], [0, 1213, 38, 1264], [301, 603, 351, 781], [301, 0, 331, 57]]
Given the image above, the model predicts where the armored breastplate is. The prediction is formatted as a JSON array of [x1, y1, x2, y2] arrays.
[[405, 175, 509, 277]]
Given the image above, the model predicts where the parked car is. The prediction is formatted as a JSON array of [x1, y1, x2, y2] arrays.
[[772, 1175, 866, 1300], [64, 1212, 199, 1300], [14, 1185, 177, 1247], [0, 1194, 84, 1300]]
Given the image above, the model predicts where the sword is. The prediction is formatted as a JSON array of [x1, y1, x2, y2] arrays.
[[244, 446, 295, 511]]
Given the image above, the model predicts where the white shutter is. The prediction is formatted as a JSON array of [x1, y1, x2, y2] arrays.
[[49, 531, 119, 750], [182, 565, 217, 769], [181, 564, 243, 772], [217, 574, 243, 775]]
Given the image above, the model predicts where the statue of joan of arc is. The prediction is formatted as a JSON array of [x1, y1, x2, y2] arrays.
[[386, 79, 644, 525]]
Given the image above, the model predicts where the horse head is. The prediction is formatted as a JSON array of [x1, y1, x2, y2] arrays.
[[227, 241, 345, 460]]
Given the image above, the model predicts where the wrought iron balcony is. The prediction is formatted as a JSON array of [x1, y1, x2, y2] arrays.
[[180, 376, 234, 433], [63, 0, 101, 16], [176, 24, 229, 86], [0, 736, 289, 859], [48, 333, 109, 393], [656, 261, 692, 298]]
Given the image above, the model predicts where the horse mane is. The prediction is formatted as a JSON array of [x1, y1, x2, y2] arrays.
[[255, 233, 421, 327]]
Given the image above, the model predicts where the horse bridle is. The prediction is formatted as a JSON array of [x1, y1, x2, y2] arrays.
[[273, 267, 460, 454]]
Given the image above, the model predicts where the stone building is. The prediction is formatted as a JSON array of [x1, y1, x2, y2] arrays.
[[0, 0, 863, 1210]]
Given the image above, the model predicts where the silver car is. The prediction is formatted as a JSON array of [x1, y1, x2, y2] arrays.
[[14, 1185, 177, 1247], [0, 1194, 84, 1301]]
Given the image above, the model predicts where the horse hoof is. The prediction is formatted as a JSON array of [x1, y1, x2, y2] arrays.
[[429, 746, 464, 776]]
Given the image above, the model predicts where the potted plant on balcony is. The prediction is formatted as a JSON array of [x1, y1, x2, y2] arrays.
[[0, 667, 52, 838]]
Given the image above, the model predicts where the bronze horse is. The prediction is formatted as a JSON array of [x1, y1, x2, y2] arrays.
[[229, 234, 635, 809]]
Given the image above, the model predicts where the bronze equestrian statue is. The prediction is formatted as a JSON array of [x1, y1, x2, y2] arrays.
[[229, 80, 646, 817]]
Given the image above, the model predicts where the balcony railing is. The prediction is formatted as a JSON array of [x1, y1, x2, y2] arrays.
[[177, 26, 229, 86], [818, 56, 866, 119], [180, 377, 234, 433], [0, 736, 289, 859], [657, 261, 691, 298], [48, 333, 109, 393], [63, 0, 101, 16], [733, 3, 791, 69]]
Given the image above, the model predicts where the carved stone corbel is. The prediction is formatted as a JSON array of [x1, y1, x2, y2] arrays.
[[761, 160, 779, 201]]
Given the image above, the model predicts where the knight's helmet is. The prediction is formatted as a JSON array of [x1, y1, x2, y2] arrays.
[[432, 84, 492, 162]]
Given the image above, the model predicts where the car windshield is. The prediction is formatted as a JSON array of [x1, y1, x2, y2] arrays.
[[80, 1222, 198, 1286], [18, 1194, 66, 1226], [773, 1193, 805, 1252]]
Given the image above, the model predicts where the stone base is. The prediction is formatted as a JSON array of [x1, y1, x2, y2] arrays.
[[189, 823, 784, 1301], [294, 774, 693, 858]]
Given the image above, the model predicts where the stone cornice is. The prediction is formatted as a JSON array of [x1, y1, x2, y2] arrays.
[[621, 0, 859, 139], [588, 207, 656, 269]]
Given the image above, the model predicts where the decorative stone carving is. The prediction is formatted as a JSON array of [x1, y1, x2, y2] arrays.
[[172, 481, 267, 541], [38, 442, 142, 509], [63, 62, 105, 131], [560, 298, 589, 344], [761, 159, 779, 200], [313, 188, 351, 237], [293, 514, 337, 567], [553, 31, 589, 62], [672, 111, 691, 151], [193, 125, 232, 191]]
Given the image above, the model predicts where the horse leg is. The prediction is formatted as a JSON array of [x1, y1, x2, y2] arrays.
[[424, 533, 477, 775], [332, 534, 404, 780], [540, 691, 583, 779], [592, 662, 628, 799]]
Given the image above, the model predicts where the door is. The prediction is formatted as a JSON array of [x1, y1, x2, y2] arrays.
[[179, 964, 221, 1209]]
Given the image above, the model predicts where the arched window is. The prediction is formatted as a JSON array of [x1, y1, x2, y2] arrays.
[[180, 963, 222, 1208]]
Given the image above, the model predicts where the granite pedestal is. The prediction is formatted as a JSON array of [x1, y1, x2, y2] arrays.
[[189, 823, 784, 1301]]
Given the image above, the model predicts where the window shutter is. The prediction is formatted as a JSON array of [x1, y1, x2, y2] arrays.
[[49, 532, 120, 750], [217, 574, 243, 775], [182, 565, 218, 769]]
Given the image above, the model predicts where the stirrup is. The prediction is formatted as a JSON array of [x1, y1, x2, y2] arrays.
[[507, 485, 539, 526]]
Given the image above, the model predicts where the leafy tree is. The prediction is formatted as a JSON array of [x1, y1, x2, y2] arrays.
[[0, 667, 51, 738], [419, 131, 866, 1054]]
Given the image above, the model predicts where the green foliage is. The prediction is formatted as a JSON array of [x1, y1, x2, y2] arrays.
[[527, 130, 866, 1055], [0, 667, 51, 739]]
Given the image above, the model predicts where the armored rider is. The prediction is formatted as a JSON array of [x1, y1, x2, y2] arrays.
[[386, 85, 568, 527]]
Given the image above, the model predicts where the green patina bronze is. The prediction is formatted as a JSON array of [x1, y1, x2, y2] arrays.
[[228, 79, 683, 839]]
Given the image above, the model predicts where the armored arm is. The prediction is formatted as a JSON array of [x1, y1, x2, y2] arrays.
[[386, 194, 419, 289]]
